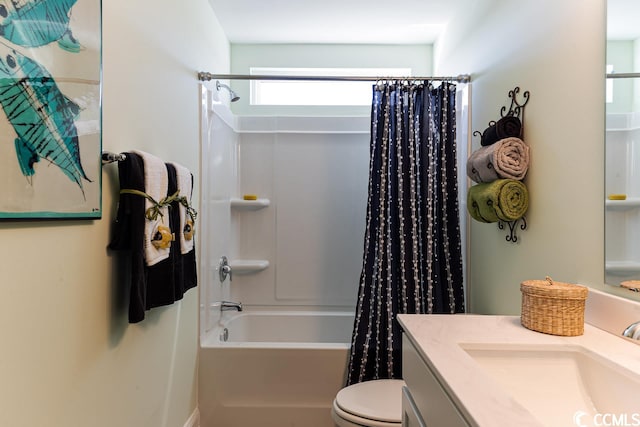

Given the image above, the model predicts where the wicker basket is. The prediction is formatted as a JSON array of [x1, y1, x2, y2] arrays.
[[520, 276, 588, 336]]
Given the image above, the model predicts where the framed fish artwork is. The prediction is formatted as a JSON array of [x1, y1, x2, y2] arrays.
[[0, 0, 102, 219]]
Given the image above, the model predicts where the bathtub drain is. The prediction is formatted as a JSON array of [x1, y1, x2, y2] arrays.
[[220, 328, 229, 342]]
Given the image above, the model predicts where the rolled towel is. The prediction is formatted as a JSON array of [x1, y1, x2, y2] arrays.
[[467, 137, 529, 183], [467, 146, 498, 183], [467, 179, 529, 223], [481, 115, 522, 146]]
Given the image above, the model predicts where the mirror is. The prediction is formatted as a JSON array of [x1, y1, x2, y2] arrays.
[[605, 0, 640, 292]]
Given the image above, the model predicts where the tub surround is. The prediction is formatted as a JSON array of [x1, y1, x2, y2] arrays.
[[201, 104, 369, 317], [398, 313, 640, 427]]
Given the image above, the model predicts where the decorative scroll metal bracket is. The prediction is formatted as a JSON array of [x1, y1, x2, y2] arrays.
[[498, 217, 527, 243], [500, 86, 530, 126], [472, 86, 530, 140], [470, 86, 531, 243], [498, 87, 529, 243]]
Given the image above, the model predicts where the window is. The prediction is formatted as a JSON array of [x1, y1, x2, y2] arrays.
[[250, 67, 412, 106]]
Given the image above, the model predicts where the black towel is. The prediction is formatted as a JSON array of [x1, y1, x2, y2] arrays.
[[165, 163, 197, 302], [108, 153, 197, 323], [480, 116, 522, 146], [108, 152, 149, 323]]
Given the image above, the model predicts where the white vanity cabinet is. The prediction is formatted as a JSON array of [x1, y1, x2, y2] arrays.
[[398, 314, 640, 427], [402, 334, 470, 427], [401, 385, 426, 427]]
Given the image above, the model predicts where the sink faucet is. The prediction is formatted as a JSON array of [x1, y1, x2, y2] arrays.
[[214, 300, 243, 312], [622, 321, 640, 340]]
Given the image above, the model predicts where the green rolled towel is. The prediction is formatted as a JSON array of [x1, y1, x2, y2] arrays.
[[467, 179, 529, 223]]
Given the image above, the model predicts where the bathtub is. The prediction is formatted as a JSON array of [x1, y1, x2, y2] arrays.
[[199, 310, 354, 427]]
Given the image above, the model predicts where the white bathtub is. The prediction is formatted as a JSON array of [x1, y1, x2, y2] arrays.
[[199, 310, 354, 427], [202, 310, 354, 347]]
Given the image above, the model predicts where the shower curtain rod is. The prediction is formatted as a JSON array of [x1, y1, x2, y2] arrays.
[[197, 72, 471, 84], [607, 72, 640, 79]]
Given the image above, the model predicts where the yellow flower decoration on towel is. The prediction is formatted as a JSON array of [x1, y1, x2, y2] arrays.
[[151, 225, 174, 249], [184, 219, 195, 241]]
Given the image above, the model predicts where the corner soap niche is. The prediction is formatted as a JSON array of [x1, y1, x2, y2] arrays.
[[230, 197, 270, 210], [230, 197, 270, 274]]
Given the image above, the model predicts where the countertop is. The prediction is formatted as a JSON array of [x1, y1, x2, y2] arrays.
[[397, 314, 640, 427]]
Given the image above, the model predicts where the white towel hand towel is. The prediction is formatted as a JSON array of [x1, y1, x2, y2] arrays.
[[132, 150, 171, 266]]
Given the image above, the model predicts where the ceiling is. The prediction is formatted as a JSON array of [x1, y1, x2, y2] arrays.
[[209, 0, 639, 45], [207, 0, 474, 44]]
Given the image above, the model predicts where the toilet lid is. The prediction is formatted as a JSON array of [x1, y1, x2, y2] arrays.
[[334, 379, 405, 423]]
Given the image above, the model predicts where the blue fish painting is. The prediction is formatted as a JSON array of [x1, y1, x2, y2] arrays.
[[0, 43, 89, 194], [0, 0, 80, 52]]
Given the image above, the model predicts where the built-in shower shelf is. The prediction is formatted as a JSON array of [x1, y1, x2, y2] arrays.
[[606, 126, 640, 132], [605, 197, 640, 210], [606, 260, 640, 275], [229, 259, 270, 274], [230, 198, 270, 210]]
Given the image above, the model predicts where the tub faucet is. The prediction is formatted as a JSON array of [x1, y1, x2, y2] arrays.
[[217, 301, 243, 312], [622, 321, 640, 340]]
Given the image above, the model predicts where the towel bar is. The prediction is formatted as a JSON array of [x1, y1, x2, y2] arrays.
[[102, 151, 126, 165]]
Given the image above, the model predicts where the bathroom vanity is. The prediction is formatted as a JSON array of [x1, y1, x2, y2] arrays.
[[398, 314, 640, 427]]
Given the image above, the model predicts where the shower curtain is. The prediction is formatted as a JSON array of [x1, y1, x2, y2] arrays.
[[347, 81, 465, 385]]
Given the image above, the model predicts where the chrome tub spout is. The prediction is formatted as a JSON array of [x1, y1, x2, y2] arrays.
[[219, 301, 243, 312]]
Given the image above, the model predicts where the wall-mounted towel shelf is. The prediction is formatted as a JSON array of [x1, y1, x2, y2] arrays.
[[230, 198, 270, 210], [469, 86, 531, 243]]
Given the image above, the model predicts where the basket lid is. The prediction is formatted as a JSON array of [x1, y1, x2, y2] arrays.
[[520, 276, 588, 299]]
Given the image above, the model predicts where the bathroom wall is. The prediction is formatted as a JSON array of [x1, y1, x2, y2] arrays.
[[434, 0, 635, 314], [0, 1, 229, 426]]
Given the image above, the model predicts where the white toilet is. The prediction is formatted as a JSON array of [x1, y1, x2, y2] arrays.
[[331, 379, 405, 427]]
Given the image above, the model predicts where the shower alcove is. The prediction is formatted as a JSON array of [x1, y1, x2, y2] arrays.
[[199, 87, 370, 334]]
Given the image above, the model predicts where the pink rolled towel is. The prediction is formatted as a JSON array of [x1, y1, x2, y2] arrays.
[[467, 137, 529, 183]]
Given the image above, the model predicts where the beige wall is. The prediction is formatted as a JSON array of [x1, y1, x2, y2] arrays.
[[0, 1, 229, 426], [435, 0, 640, 314]]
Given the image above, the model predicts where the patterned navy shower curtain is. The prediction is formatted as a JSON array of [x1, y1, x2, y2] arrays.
[[347, 81, 465, 385]]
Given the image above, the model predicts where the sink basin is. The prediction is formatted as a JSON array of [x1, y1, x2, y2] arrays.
[[463, 345, 640, 426]]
